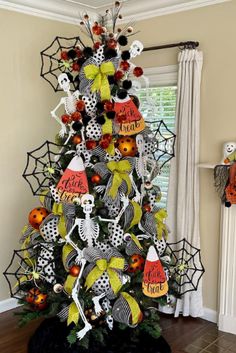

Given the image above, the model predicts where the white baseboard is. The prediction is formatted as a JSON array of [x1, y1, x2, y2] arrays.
[[218, 314, 236, 335], [0, 298, 20, 313], [201, 307, 218, 323]]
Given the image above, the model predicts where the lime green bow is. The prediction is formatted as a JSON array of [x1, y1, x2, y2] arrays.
[[84, 62, 115, 101], [107, 160, 132, 199], [85, 257, 125, 294]]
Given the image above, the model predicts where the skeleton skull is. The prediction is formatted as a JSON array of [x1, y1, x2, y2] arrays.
[[223, 142, 236, 159], [58, 73, 70, 92], [129, 40, 144, 58], [81, 194, 95, 214]]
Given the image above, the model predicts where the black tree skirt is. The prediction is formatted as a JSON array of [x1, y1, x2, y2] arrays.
[[28, 317, 172, 353]]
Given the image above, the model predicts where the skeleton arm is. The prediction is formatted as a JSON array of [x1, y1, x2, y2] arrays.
[[51, 98, 67, 137], [98, 194, 130, 224], [65, 219, 82, 256]]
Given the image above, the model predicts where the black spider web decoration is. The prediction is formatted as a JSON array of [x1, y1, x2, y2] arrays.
[[165, 238, 204, 295], [152, 120, 176, 169], [22, 141, 67, 197], [3, 245, 43, 300], [40, 36, 85, 92]]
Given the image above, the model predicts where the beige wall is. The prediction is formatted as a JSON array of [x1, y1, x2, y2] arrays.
[[0, 1, 235, 312], [0, 10, 78, 300]]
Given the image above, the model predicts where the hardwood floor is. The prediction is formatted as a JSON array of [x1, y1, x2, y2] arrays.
[[0, 309, 236, 353]]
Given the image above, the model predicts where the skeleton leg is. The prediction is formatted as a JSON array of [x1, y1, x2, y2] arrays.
[[71, 259, 92, 340], [92, 292, 106, 315]]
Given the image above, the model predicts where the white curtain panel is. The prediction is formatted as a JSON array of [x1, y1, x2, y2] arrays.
[[167, 49, 204, 317]]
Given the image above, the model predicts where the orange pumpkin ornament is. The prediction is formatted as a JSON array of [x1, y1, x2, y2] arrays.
[[116, 136, 137, 157], [28, 207, 49, 230]]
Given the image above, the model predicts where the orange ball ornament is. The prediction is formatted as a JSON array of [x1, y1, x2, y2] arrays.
[[128, 254, 145, 273], [116, 136, 137, 157], [33, 292, 48, 310], [26, 288, 48, 310], [69, 265, 81, 277], [143, 204, 151, 212], [91, 174, 101, 184], [72, 135, 82, 145], [28, 207, 49, 230]]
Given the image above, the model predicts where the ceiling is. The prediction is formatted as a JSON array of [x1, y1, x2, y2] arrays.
[[0, 0, 231, 24]]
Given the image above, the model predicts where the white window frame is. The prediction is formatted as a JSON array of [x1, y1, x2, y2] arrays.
[[143, 65, 178, 88]]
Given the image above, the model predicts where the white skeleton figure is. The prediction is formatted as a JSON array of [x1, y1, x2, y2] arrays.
[[64, 194, 130, 334], [66, 194, 129, 248], [129, 40, 144, 58], [51, 73, 80, 142]]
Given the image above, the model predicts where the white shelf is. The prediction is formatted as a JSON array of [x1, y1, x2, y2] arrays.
[[198, 163, 216, 169]]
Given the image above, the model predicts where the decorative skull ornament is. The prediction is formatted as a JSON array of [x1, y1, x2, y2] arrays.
[[81, 194, 95, 215], [58, 73, 71, 93], [129, 40, 144, 58]]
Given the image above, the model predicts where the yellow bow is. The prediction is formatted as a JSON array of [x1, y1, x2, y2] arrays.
[[85, 257, 125, 294], [107, 160, 132, 199], [121, 292, 142, 325], [84, 62, 115, 101], [52, 202, 67, 238], [154, 209, 168, 240]]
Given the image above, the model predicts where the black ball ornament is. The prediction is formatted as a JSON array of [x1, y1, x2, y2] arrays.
[[121, 50, 131, 61], [83, 47, 93, 58], [118, 35, 128, 46], [82, 115, 91, 126], [72, 121, 83, 131], [106, 111, 116, 119], [122, 80, 132, 90], [117, 88, 128, 100], [104, 48, 117, 59], [67, 49, 77, 60], [96, 115, 106, 125]]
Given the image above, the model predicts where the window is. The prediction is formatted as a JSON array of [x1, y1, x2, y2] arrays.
[[137, 84, 177, 208]]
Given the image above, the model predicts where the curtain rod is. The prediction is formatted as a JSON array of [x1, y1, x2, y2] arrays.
[[143, 41, 199, 52]]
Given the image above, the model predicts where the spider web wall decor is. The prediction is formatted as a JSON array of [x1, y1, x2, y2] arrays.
[[165, 238, 204, 295], [151, 120, 176, 169], [22, 141, 68, 197], [40, 36, 85, 92]]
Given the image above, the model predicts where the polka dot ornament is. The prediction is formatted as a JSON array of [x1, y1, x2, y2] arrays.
[[40, 215, 60, 242], [93, 45, 105, 65], [37, 245, 56, 284], [85, 117, 102, 140], [108, 223, 124, 247], [82, 93, 97, 118], [153, 236, 167, 256]]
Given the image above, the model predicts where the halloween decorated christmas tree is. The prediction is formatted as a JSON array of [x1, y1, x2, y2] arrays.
[[4, 3, 204, 353]]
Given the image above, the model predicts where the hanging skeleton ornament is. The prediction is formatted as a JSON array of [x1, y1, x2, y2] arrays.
[[129, 40, 144, 58], [51, 73, 80, 140]]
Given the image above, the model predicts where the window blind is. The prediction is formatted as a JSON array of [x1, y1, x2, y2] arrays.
[[137, 86, 177, 208]]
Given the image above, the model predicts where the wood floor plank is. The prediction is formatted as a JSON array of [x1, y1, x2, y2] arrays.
[[0, 309, 236, 353]]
